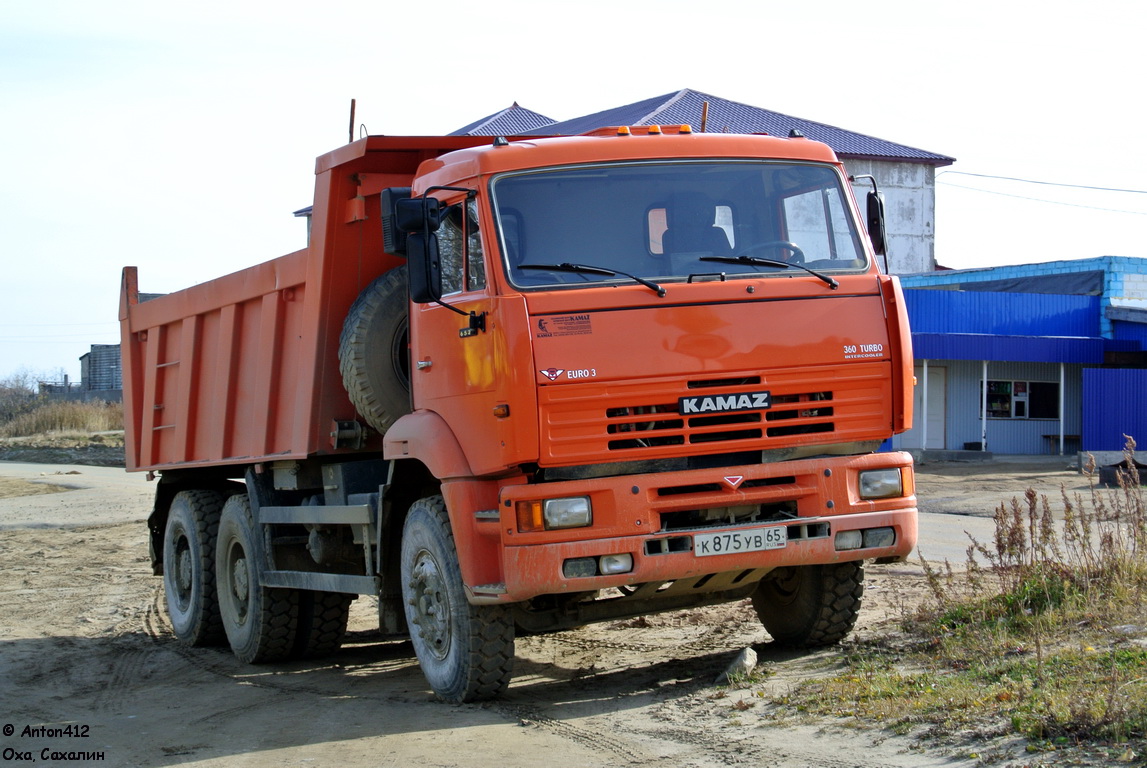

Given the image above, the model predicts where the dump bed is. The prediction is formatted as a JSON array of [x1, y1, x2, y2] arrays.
[[119, 136, 491, 472]]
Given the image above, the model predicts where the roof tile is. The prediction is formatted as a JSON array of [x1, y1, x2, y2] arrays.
[[525, 89, 953, 165], [450, 102, 557, 136]]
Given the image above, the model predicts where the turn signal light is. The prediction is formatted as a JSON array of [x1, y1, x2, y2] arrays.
[[516, 496, 592, 532], [516, 500, 544, 532]]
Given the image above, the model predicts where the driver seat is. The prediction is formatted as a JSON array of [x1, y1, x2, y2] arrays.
[[661, 193, 731, 257]]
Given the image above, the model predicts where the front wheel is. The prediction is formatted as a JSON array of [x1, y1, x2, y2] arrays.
[[752, 562, 864, 647], [400, 495, 514, 703]]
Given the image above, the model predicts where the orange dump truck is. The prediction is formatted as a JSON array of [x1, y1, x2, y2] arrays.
[[120, 127, 917, 703]]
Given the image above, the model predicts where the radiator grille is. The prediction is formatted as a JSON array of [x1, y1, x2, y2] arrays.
[[605, 389, 832, 450], [539, 364, 889, 466]]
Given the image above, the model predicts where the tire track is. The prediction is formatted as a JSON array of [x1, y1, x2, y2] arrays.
[[142, 588, 168, 642], [494, 701, 651, 764], [88, 586, 167, 712], [93, 647, 155, 712]]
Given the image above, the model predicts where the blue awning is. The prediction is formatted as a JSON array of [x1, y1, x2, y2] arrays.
[[912, 333, 1119, 363]]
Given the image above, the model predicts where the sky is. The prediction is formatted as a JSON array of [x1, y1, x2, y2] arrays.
[[2, 0, 1145, 381]]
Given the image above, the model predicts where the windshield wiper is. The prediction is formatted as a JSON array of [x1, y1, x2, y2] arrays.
[[520, 262, 666, 297], [699, 256, 839, 290]]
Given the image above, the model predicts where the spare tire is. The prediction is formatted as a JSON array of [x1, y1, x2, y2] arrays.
[[338, 266, 411, 434]]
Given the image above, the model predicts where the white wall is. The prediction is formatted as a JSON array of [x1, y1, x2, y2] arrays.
[[845, 159, 936, 275]]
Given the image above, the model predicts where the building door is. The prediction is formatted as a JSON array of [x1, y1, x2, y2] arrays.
[[902, 365, 946, 450]]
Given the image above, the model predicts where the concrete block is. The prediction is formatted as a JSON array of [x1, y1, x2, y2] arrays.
[[1079, 451, 1131, 470], [716, 647, 758, 684], [915, 449, 995, 463]]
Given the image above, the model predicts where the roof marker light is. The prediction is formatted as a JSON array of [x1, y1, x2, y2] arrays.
[[679, 124, 693, 134], [648, 125, 662, 134], [617, 126, 631, 136]]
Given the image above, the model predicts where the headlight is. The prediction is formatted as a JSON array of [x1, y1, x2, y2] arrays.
[[835, 527, 896, 551], [863, 527, 896, 548], [561, 553, 634, 578], [858, 468, 903, 500], [835, 530, 863, 550], [516, 496, 592, 532], [598, 553, 633, 575]]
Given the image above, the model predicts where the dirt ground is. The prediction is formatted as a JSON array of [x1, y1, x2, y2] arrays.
[[0, 454, 1097, 767]]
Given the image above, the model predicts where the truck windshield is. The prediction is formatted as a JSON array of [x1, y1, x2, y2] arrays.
[[491, 160, 868, 290]]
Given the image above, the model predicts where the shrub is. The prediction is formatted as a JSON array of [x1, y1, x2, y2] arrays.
[[0, 369, 42, 424]]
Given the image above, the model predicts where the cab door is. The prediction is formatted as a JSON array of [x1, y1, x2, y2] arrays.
[[409, 196, 533, 475]]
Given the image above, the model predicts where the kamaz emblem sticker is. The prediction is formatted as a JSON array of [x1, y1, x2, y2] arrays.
[[678, 391, 772, 415], [723, 475, 745, 490], [539, 368, 565, 381], [535, 314, 593, 338]]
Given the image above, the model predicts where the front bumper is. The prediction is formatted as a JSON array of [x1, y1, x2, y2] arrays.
[[474, 451, 917, 603]]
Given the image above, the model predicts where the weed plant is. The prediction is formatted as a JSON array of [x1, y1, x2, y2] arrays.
[[777, 437, 1147, 756]]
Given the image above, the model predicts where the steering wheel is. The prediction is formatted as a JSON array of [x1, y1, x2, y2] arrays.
[[731, 240, 805, 264]]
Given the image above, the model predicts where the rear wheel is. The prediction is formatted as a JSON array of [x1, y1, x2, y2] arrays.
[[400, 495, 514, 703], [293, 591, 353, 659], [752, 562, 864, 647], [216, 494, 299, 663], [163, 490, 228, 646]]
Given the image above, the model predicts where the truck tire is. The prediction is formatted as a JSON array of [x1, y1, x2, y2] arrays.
[[752, 562, 864, 647], [339, 267, 411, 434], [400, 495, 514, 703], [216, 494, 299, 663], [293, 591, 353, 659], [163, 490, 228, 646]]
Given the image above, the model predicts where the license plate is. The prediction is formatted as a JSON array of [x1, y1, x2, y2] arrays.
[[693, 526, 787, 557]]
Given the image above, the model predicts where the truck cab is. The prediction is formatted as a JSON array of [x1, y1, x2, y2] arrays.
[[121, 126, 916, 705]]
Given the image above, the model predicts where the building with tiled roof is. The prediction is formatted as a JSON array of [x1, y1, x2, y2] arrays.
[[454, 89, 953, 274], [450, 102, 557, 137], [528, 89, 952, 167]]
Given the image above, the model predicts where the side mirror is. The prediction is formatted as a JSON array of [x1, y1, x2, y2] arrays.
[[406, 232, 443, 304], [395, 197, 442, 233], [380, 187, 412, 254], [395, 195, 445, 304], [850, 175, 888, 260], [866, 190, 887, 257], [397, 186, 477, 315]]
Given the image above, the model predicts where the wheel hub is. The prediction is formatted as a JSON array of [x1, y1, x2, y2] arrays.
[[409, 551, 451, 660], [229, 546, 250, 623], [768, 567, 802, 603], [174, 540, 193, 601]]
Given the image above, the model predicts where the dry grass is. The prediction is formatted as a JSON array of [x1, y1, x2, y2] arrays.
[[774, 436, 1147, 760], [0, 400, 124, 437]]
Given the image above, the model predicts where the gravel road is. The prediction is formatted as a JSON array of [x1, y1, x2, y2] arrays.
[[0, 457, 1084, 767]]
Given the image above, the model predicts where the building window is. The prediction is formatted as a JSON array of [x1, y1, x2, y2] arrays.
[[987, 380, 1059, 419]]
